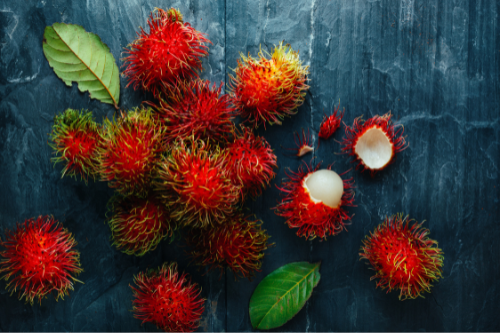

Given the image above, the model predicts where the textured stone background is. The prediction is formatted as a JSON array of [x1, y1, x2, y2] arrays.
[[0, 0, 499, 331]]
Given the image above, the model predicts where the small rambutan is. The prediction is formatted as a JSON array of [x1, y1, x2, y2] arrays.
[[226, 125, 278, 199], [99, 108, 164, 195], [341, 112, 408, 175], [228, 42, 309, 128], [49, 108, 101, 183], [273, 162, 355, 240], [283, 128, 314, 157], [155, 139, 241, 228], [318, 104, 344, 141], [107, 194, 174, 256], [122, 8, 210, 95], [131, 262, 204, 332], [186, 212, 271, 279], [151, 80, 236, 143], [0, 216, 82, 304], [360, 214, 444, 300]]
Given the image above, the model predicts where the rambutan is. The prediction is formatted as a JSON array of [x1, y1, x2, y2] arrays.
[[226, 125, 278, 199], [0, 216, 82, 304], [107, 194, 174, 256], [151, 80, 236, 143], [228, 42, 309, 128], [131, 262, 204, 332], [98, 108, 164, 195], [186, 212, 271, 279], [49, 108, 101, 183], [283, 128, 314, 157], [360, 214, 444, 300], [122, 8, 210, 95], [155, 139, 240, 228], [318, 104, 344, 141], [341, 112, 408, 175], [273, 162, 355, 240]]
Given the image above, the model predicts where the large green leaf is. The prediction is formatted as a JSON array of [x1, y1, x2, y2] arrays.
[[43, 23, 120, 108], [249, 261, 321, 330]]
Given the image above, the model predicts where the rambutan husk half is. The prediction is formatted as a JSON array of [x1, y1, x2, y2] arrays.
[[318, 103, 344, 141], [122, 8, 210, 95], [98, 108, 165, 196], [226, 125, 278, 200], [0, 216, 83, 305], [341, 112, 408, 175], [150, 80, 237, 144], [186, 211, 272, 279], [131, 262, 205, 332], [49, 108, 101, 183], [228, 41, 309, 129], [107, 194, 175, 256], [360, 214, 444, 300], [273, 162, 355, 240], [155, 138, 241, 228]]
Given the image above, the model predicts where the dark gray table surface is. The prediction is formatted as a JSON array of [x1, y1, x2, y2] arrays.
[[1, 0, 499, 331]]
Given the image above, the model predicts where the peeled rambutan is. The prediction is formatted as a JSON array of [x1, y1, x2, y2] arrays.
[[318, 103, 344, 141], [273, 162, 355, 240], [131, 262, 204, 332], [0, 216, 82, 304], [360, 214, 444, 300], [155, 139, 240, 228], [98, 108, 164, 195], [228, 42, 309, 128], [107, 194, 174, 256], [283, 128, 314, 157], [151, 80, 236, 143], [186, 212, 271, 279], [49, 108, 101, 183], [341, 112, 408, 175], [122, 8, 210, 95], [226, 125, 278, 199]]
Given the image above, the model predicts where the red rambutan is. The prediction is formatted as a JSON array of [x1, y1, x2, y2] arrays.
[[360, 214, 444, 300], [155, 139, 241, 228], [98, 108, 164, 195], [107, 194, 174, 256], [0, 216, 82, 304], [186, 212, 271, 279], [318, 104, 344, 141], [226, 125, 278, 199], [151, 80, 236, 143], [49, 108, 101, 183], [283, 128, 314, 157], [340, 112, 408, 175], [122, 8, 210, 95], [131, 262, 204, 332], [228, 42, 309, 128], [273, 162, 355, 240]]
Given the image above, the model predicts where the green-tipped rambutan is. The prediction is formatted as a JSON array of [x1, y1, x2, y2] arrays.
[[131, 262, 205, 332], [99, 108, 164, 195], [155, 139, 241, 228], [0, 216, 82, 305], [49, 108, 101, 183], [186, 212, 271, 279], [360, 214, 444, 300]]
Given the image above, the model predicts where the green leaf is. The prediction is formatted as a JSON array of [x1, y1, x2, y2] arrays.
[[43, 23, 120, 108], [249, 261, 321, 330]]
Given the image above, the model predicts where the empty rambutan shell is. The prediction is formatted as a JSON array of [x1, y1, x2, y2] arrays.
[[273, 162, 355, 240], [318, 103, 344, 141], [341, 112, 407, 174], [283, 128, 314, 157], [155, 139, 241, 228], [122, 8, 210, 95], [226, 125, 278, 199], [131, 262, 205, 332], [107, 194, 175, 256], [228, 41, 309, 128], [360, 214, 444, 300], [151, 80, 236, 144], [186, 212, 271, 279], [98, 108, 165, 195], [0, 216, 83, 304], [49, 108, 101, 183]]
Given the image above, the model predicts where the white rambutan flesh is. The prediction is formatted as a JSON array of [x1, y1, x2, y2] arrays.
[[303, 169, 344, 208], [354, 127, 393, 170]]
